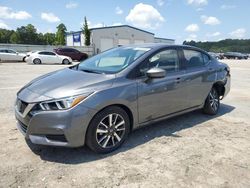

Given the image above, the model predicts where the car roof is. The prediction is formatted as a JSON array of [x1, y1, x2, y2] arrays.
[[36, 50, 55, 53], [119, 43, 208, 53]]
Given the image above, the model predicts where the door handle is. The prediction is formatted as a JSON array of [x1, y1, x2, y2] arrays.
[[175, 77, 181, 84]]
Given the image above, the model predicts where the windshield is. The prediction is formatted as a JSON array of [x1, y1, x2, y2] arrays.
[[77, 47, 151, 74]]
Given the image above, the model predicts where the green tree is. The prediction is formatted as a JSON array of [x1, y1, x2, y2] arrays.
[[43, 33, 56, 45], [183, 39, 250, 53], [10, 32, 20, 43], [16, 24, 38, 44], [82, 17, 91, 46], [0, 29, 15, 43], [55, 23, 67, 45]]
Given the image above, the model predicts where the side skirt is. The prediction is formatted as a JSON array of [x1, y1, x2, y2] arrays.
[[134, 105, 203, 130]]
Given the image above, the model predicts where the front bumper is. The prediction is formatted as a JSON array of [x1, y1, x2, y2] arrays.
[[223, 74, 231, 98], [15, 101, 97, 147]]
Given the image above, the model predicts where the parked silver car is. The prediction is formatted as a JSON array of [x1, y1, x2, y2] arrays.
[[0, 49, 26, 62], [15, 44, 231, 153]]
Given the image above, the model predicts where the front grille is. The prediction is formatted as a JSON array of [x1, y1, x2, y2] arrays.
[[18, 120, 28, 133], [16, 99, 28, 114]]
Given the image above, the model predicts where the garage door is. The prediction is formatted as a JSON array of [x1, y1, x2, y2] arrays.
[[100, 38, 114, 52], [118, 39, 130, 46], [134, 40, 145, 44]]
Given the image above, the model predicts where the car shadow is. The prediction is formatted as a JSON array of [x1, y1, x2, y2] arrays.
[[26, 103, 235, 164]]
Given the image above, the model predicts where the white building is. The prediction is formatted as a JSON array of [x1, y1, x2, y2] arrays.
[[66, 25, 175, 54]]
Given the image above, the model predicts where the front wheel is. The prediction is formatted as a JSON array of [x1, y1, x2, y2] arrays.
[[86, 106, 130, 153], [203, 88, 220, 115]]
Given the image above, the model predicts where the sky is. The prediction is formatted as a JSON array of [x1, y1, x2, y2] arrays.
[[0, 0, 249, 44]]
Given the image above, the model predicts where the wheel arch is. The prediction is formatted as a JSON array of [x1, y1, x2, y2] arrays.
[[212, 81, 225, 99], [87, 104, 134, 134]]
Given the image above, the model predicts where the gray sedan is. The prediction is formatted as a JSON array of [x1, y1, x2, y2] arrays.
[[15, 44, 231, 153]]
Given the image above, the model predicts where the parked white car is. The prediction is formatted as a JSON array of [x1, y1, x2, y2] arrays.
[[0, 49, 26, 62], [25, 51, 72, 64]]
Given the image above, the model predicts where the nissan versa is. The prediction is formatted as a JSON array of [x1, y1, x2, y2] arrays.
[[15, 44, 230, 153]]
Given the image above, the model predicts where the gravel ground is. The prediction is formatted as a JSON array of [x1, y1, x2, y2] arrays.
[[0, 60, 249, 188]]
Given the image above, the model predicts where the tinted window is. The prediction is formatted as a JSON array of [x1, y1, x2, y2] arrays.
[[62, 48, 78, 53], [38, 52, 47, 55], [183, 50, 205, 68], [39, 51, 55, 56], [61, 48, 72, 52]]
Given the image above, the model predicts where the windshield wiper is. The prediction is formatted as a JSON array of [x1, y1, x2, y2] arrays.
[[80, 69, 103, 74]]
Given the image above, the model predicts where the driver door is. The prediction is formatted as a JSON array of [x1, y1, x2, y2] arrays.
[[137, 48, 189, 123]]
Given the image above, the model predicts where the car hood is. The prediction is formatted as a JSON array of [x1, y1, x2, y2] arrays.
[[18, 68, 115, 103]]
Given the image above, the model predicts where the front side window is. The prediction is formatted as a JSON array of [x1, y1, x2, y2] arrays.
[[183, 49, 206, 68], [77, 47, 150, 74], [149, 49, 179, 72], [138, 49, 179, 77], [7, 50, 16, 54], [47, 52, 56, 56], [38, 52, 46, 55]]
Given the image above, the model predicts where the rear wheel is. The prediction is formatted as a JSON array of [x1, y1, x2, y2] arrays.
[[203, 87, 220, 115], [62, 59, 70, 64], [33, 58, 41, 64], [86, 106, 130, 153]]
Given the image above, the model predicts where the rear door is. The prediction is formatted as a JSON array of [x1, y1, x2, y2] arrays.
[[6, 50, 19, 61], [47, 52, 60, 64], [180, 48, 214, 107], [137, 48, 189, 123]]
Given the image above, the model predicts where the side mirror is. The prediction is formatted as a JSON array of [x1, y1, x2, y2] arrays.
[[146, 67, 166, 79]]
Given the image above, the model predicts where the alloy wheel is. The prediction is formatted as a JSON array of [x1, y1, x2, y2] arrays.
[[209, 89, 219, 112], [96, 113, 126, 149]]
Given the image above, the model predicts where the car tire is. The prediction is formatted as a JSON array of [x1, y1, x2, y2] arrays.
[[62, 59, 70, 64], [86, 106, 130, 153], [33, 58, 41, 64], [203, 87, 220, 115], [23, 57, 26, 62]]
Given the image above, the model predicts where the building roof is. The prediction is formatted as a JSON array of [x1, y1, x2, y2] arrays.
[[154, 37, 175, 41], [66, 25, 154, 35]]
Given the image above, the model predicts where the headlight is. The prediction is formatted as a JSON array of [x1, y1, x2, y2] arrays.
[[39, 94, 91, 111]]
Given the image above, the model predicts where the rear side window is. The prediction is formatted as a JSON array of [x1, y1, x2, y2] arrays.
[[183, 49, 205, 68], [62, 48, 72, 52]]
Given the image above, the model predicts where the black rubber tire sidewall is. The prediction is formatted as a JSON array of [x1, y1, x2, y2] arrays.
[[203, 88, 220, 115], [33, 58, 41, 64], [62, 59, 70, 64], [86, 106, 130, 154]]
